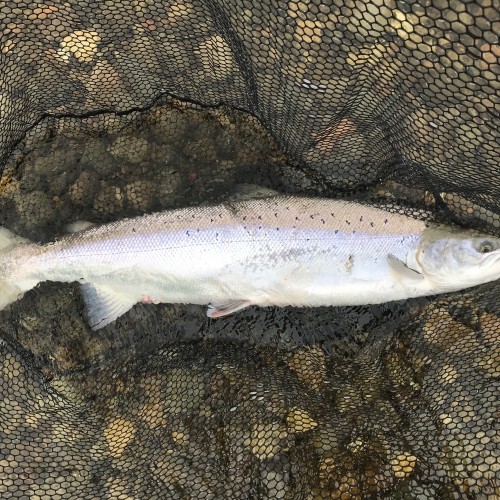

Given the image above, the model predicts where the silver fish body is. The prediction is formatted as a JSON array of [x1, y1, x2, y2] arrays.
[[1, 196, 499, 329]]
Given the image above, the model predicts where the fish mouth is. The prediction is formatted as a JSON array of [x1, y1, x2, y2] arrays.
[[480, 249, 500, 269]]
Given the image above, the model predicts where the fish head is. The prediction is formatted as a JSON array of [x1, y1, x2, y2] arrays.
[[416, 225, 500, 292]]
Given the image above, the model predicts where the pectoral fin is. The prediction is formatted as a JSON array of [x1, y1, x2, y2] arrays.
[[81, 283, 137, 330], [387, 254, 424, 282], [206, 300, 252, 318]]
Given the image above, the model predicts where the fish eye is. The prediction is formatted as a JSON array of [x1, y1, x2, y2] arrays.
[[479, 241, 494, 253]]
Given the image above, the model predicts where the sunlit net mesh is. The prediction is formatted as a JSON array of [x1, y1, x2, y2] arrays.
[[0, 0, 498, 498]]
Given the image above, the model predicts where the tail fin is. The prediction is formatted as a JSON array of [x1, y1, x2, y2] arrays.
[[0, 227, 29, 249], [0, 227, 29, 310]]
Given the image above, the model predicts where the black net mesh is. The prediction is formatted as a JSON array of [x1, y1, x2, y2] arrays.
[[0, 0, 499, 498]]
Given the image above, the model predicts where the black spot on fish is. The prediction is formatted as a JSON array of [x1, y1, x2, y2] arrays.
[[346, 220, 351, 225], [345, 255, 354, 273], [360, 216, 363, 222], [132, 228, 136, 232], [370, 222, 374, 227]]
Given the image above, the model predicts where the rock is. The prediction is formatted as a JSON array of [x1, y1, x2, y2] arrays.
[[137, 403, 168, 429], [125, 180, 155, 211], [286, 407, 318, 433], [164, 368, 205, 415], [92, 185, 123, 216], [422, 307, 474, 351], [157, 169, 182, 202], [286, 345, 327, 392], [248, 422, 289, 461], [103, 417, 136, 458], [69, 169, 100, 206], [198, 35, 236, 81], [108, 135, 149, 164], [57, 30, 101, 63], [14, 190, 55, 231], [389, 451, 417, 478], [85, 60, 131, 108]]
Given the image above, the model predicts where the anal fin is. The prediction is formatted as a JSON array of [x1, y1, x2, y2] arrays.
[[206, 300, 252, 318], [81, 283, 137, 330], [387, 254, 424, 281]]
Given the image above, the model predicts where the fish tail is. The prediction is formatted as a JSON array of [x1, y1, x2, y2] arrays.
[[0, 227, 31, 310]]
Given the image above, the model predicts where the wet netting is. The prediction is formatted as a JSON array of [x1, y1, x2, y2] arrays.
[[0, 0, 499, 498]]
